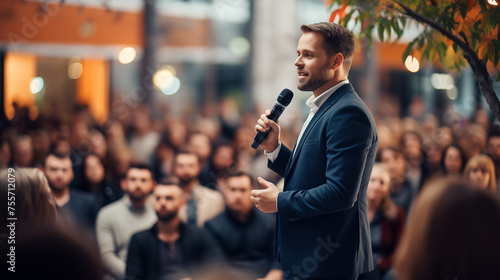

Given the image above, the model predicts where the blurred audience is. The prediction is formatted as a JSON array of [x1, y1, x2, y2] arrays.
[[400, 131, 429, 192], [464, 154, 497, 196], [380, 147, 416, 214], [128, 109, 160, 165], [96, 163, 157, 279], [205, 172, 282, 280], [394, 177, 500, 280], [80, 154, 123, 209], [486, 125, 500, 191], [199, 141, 237, 190], [186, 131, 213, 169], [43, 151, 97, 231], [5, 86, 500, 279], [440, 144, 466, 176], [126, 180, 220, 280], [13, 135, 35, 167], [0, 137, 13, 168], [366, 164, 406, 280], [173, 150, 224, 227]]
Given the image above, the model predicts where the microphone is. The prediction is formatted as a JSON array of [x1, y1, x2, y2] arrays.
[[251, 88, 294, 149]]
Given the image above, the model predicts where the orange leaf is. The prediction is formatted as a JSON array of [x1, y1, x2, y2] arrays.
[[325, 0, 334, 9], [338, 3, 347, 21], [329, 10, 339, 22]]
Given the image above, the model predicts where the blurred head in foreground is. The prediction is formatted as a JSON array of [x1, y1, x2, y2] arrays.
[[394, 177, 500, 280], [0, 168, 57, 229]]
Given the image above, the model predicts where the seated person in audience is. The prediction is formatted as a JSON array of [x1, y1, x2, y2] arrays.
[[81, 154, 123, 209], [367, 164, 406, 280], [126, 179, 220, 280], [13, 135, 35, 167], [464, 154, 497, 196], [393, 177, 500, 280], [173, 150, 224, 227], [486, 126, 500, 189], [199, 141, 237, 190], [380, 147, 416, 214], [96, 163, 157, 280], [205, 172, 283, 280], [440, 144, 466, 176], [43, 151, 97, 230]]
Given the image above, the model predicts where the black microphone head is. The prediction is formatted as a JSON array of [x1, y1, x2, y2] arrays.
[[277, 88, 294, 107]]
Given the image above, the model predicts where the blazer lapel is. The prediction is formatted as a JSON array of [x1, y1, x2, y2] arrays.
[[284, 84, 354, 179]]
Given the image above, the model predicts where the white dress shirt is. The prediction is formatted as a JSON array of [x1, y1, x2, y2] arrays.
[[265, 79, 350, 162]]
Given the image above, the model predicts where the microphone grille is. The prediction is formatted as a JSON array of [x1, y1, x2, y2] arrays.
[[277, 88, 294, 106]]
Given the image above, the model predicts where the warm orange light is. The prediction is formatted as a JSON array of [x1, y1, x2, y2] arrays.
[[487, 0, 498, 6]]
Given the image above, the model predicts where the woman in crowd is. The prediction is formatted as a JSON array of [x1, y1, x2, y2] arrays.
[[463, 154, 497, 195], [367, 164, 406, 280], [81, 154, 123, 209], [394, 177, 500, 280], [440, 144, 466, 175]]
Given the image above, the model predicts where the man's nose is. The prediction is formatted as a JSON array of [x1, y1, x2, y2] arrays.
[[294, 56, 303, 67]]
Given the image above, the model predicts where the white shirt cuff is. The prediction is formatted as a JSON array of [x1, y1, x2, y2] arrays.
[[264, 143, 282, 163]]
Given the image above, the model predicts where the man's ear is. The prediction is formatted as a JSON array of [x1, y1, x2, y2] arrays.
[[330, 53, 344, 70]]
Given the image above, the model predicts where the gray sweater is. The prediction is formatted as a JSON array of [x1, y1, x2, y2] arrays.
[[96, 196, 157, 279]]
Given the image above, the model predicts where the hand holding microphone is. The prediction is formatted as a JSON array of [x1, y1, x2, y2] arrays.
[[253, 89, 294, 150]]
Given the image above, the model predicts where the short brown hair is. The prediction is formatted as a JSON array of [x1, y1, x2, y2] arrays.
[[300, 22, 355, 71]]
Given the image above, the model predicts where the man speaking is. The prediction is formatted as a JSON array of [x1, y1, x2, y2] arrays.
[[251, 22, 378, 280]]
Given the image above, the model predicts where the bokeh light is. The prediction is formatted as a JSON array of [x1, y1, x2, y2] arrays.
[[68, 56, 83, 79], [153, 66, 181, 95], [30, 77, 44, 94], [405, 56, 420, 73], [118, 47, 136, 64], [229, 36, 251, 57]]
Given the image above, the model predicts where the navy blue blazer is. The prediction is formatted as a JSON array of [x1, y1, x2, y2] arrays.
[[269, 83, 378, 278]]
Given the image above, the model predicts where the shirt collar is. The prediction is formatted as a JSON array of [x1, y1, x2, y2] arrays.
[[305, 79, 349, 114], [126, 197, 146, 212]]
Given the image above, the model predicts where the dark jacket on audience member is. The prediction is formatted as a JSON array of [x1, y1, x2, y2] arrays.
[[125, 223, 220, 280], [56, 189, 97, 230], [370, 206, 406, 278], [204, 207, 280, 278]]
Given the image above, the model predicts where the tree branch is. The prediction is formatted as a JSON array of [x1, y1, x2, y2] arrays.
[[390, 0, 500, 121]]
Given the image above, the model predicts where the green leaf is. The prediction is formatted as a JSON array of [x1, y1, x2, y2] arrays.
[[421, 44, 431, 63], [402, 40, 416, 65], [459, 1, 467, 19], [437, 44, 446, 65], [496, 71, 500, 83], [479, 0, 486, 10], [391, 18, 401, 38], [455, 60, 461, 72], [493, 40, 500, 50], [493, 48, 499, 67], [378, 22, 385, 42], [386, 24, 392, 41], [343, 10, 355, 26], [418, 36, 425, 49], [400, 17, 406, 29]]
